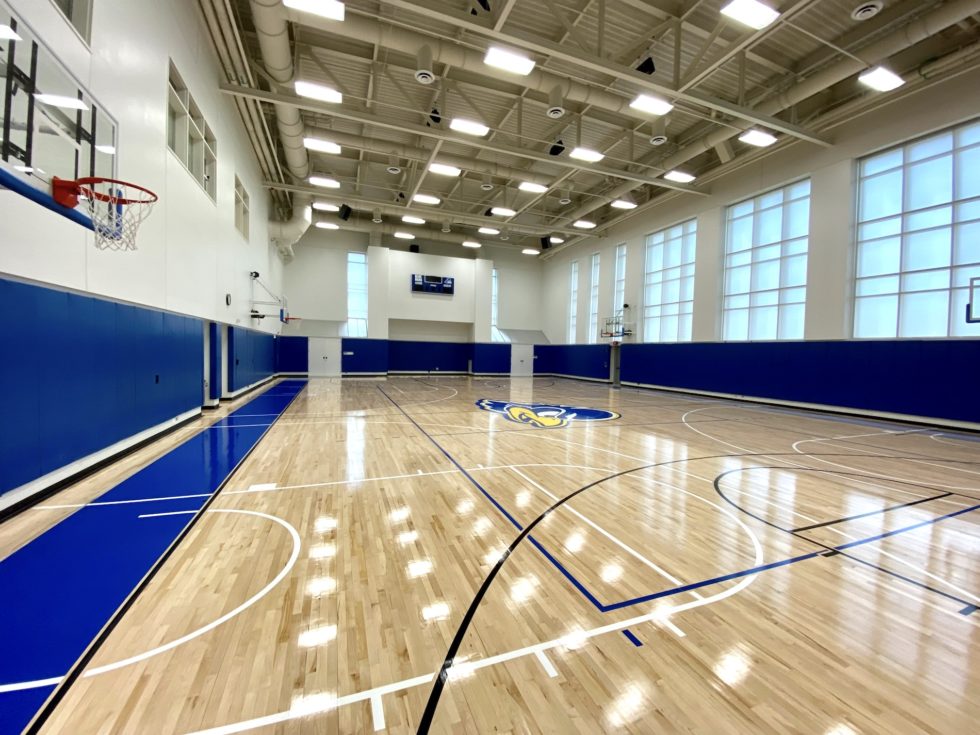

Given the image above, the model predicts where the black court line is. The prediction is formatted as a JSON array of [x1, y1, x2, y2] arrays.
[[791, 492, 954, 532]]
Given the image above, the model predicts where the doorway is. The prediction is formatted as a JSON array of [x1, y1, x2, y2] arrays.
[[308, 337, 342, 377], [510, 344, 533, 377]]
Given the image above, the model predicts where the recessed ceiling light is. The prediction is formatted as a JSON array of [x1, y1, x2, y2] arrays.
[[294, 80, 343, 104], [858, 65, 905, 92], [663, 170, 696, 183], [402, 215, 426, 224], [720, 0, 780, 29], [518, 181, 548, 193], [309, 176, 341, 188], [569, 147, 604, 163], [629, 94, 674, 116], [450, 118, 490, 137], [522, 248, 540, 255], [490, 206, 516, 216], [283, 0, 345, 21], [549, 236, 564, 244], [610, 198, 637, 210], [315, 222, 339, 230], [313, 202, 340, 212], [573, 220, 597, 229], [34, 94, 88, 110], [484, 46, 536, 76], [394, 231, 415, 239], [478, 227, 500, 235], [0, 25, 22, 41], [413, 193, 441, 205], [303, 137, 342, 154], [738, 129, 778, 147], [429, 162, 462, 177], [95, 144, 116, 155], [462, 240, 482, 248]]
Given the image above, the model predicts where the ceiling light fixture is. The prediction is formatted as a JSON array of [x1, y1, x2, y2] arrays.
[[738, 129, 778, 147], [490, 206, 516, 216], [413, 193, 441, 205], [429, 162, 462, 177], [34, 94, 88, 110], [611, 198, 637, 210], [573, 220, 597, 229], [309, 176, 341, 188], [522, 248, 540, 255], [858, 65, 905, 91], [283, 0, 345, 21], [462, 240, 482, 248], [95, 144, 116, 155], [312, 202, 340, 212], [303, 137, 342, 154], [629, 94, 674, 116], [394, 231, 415, 239], [294, 80, 343, 104], [0, 24, 22, 41], [315, 222, 339, 230], [720, 0, 780, 29], [450, 117, 490, 137], [402, 215, 426, 224], [549, 236, 564, 244], [518, 181, 548, 193], [663, 170, 696, 183], [478, 227, 500, 235], [484, 46, 536, 76], [569, 147, 604, 163]]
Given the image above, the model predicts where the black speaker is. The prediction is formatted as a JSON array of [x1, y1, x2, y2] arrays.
[[549, 138, 565, 156], [409, 244, 420, 253], [636, 57, 656, 75], [338, 204, 352, 221], [540, 236, 550, 250]]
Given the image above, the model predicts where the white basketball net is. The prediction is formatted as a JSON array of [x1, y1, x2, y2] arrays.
[[79, 180, 156, 251]]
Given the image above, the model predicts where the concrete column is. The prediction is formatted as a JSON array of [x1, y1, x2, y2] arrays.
[[473, 258, 492, 342], [367, 245, 389, 339], [692, 207, 724, 341], [806, 159, 855, 339]]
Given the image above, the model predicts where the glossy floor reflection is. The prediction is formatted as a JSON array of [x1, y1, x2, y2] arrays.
[[13, 377, 980, 734]]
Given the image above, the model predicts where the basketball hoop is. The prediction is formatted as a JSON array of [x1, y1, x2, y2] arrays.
[[52, 176, 158, 251]]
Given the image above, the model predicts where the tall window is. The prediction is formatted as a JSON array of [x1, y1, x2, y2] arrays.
[[613, 244, 627, 315], [643, 219, 696, 342], [491, 268, 509, 342], [854, 119, 980, 338], [167, 63, 217, 200], [723, 180, 810, 341], [53, 0, 93, 42], [588, 253, 600, 342], [568, 261, 579, 343], [343, 252, 368, 337], [234, 176, 249, 239]]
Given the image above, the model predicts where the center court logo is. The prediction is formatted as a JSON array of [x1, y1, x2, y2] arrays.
[[475, 399, 620, 428]]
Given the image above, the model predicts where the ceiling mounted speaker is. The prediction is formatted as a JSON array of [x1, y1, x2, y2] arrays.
[[409, 244, 420, 253], [338, 204, 352, 221], [415, 45, 435, 85], [636, 57, 656, 75], [428, 107, 441, 126], [540, 236, 550, 250], [549, 138, 565, 156]]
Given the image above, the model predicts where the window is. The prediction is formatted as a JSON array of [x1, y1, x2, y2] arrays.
[[343, 252, 368, 337], [643, 219, 696, 342], [234, 176, 249, 239], [613, 244, 627, 315], [568, 261, 579, 343], [723, 180, 810, 341], [167, 63, 217, 200], [588, 253, 600, 342], [854, 120, 980, 338], [52, 0, 92, 42], [491, 268, 509, 342]]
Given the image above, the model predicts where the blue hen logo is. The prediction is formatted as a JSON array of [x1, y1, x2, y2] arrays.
[[476, 400, 620, 428]]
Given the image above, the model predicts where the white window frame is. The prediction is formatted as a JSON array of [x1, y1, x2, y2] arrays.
[[613, 244, 627, 316], [643, 219, 697, 343], [722, 180, 811, 341], [853, 118, 980, 338], [568, 260, 579, 343], [491, 268, 509, 342], [234, 176, 249, 239], [588, 253, 600, 343], [342, 251, 368, 337], [167, 62, 217, 201]]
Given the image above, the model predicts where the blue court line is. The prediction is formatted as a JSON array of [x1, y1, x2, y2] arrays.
[[622, 630, 643, 647], [0, 380, 305, 735]]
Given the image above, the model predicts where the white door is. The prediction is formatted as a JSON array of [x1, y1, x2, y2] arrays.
[[308, 337, 342, 377], [510, 344, 534, 377]]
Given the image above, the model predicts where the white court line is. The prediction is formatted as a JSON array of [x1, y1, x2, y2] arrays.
[[248, 483, 277, 492], [0, 509, 301, 694], [509, 467, 704, 601], [534, 650, 559, 678], [35, 493, 213, 510], [370, 695, 385, 731]]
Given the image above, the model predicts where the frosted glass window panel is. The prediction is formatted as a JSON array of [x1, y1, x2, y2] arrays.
[[854, 295, 898, 338], [730, 200, 753, 218], [903, 228, 951, 271], [955, 146, 980, 199], [902, 270, 950, 292], [778, 304, 805, 339], [857, 237, 901, 277], [729, 216, 754, 252], [785, 199, 810, 240], [857, 275, 900, 296], [908, 132, 952, 162], [751, 290, 779, 307], [759, 190, 783, 209], [756, 207, 783, 245], [782, 255, 807, 288], [725, 309, 749, 341], [859, 217, 901, 241], [951, 289, 980, 336], [643, 219, 697, 342], [906, 206, 952, 232], [906, 156, 953, 210], [752, 259, 780, 291], [862, 148, 903, 177], [956, 121, 980, 146], [749, 306, 778, 340], [899, 290, 949, 337], [727, 265, 751, 294], [787, 180, 812, 201], [860, 170, 903, 221], [781, 287, 806, 304]]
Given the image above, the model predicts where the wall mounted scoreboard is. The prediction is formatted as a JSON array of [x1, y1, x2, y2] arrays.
[[412, 274, 455, 294]]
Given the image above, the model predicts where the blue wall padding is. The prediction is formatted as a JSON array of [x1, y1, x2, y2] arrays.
[[227, 326, 276, 391], [0, 277, 203, 497], [472, 343, 511, 374], [276, 336, 308, 373], [342, 338, 389, 373], [0, 381, 306, 734], [534, 344, 611, 381], [208, 323, 221, 400], [388, 339, 472, 372], [621, 340, 980, 423]]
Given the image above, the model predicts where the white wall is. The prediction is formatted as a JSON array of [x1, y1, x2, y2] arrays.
[[0, 0, 281, 332], [487, 245, 543, 333], [540, 67, 980, 344], [387, 250, 476, 322]]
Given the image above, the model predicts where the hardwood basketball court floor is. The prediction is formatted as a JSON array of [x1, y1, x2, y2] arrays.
[[7, 377, 979, 734]]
